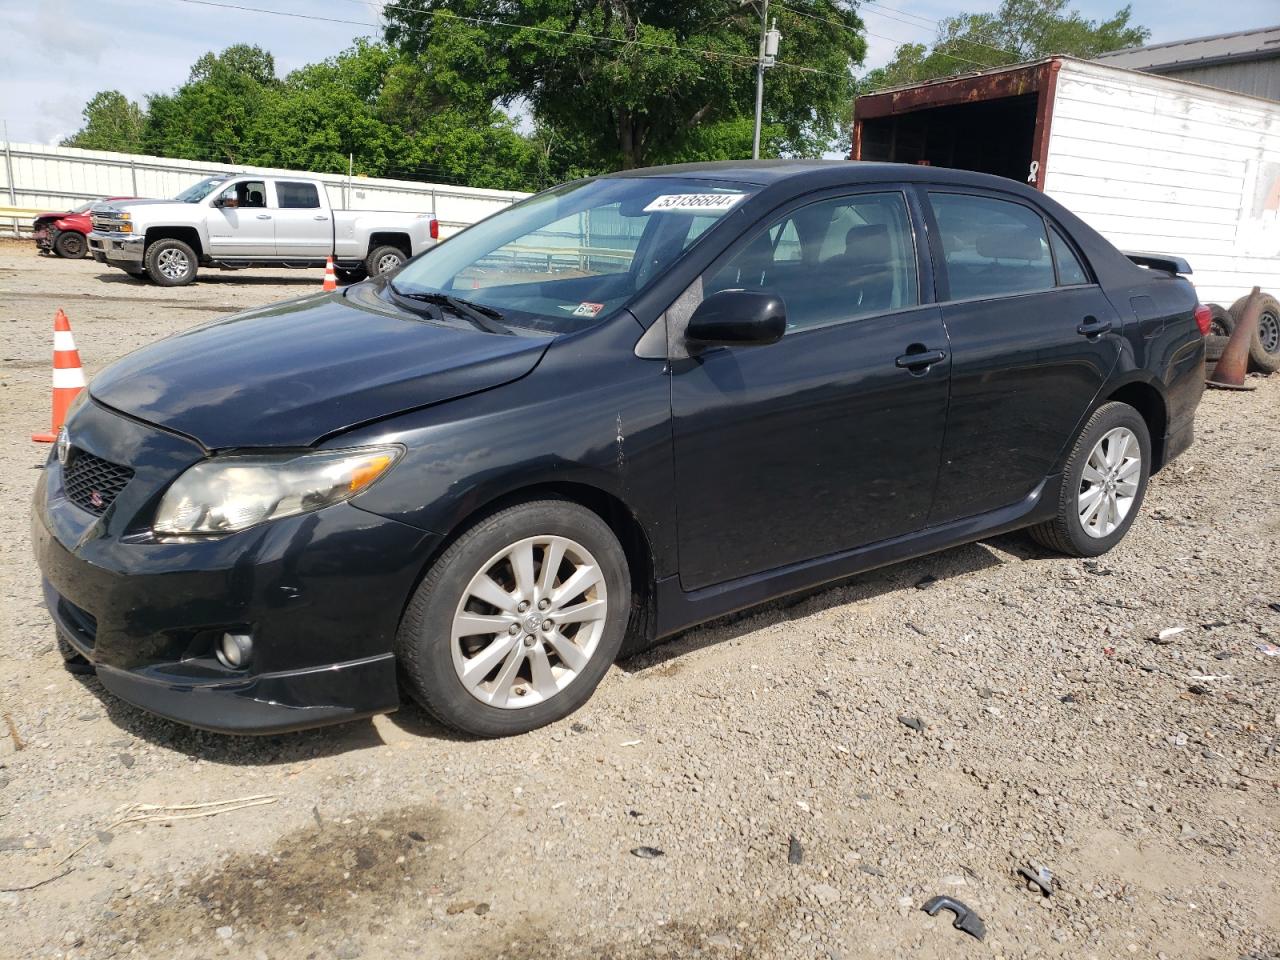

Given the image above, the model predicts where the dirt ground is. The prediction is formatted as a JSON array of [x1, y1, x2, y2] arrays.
[[0, 240, 1277, 960]]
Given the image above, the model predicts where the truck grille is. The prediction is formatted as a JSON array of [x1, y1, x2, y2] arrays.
[[91, 214, 128, 232], [64, 450, 134, 515]]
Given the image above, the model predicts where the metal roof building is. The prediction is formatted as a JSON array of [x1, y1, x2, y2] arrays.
[[1095, 25, 1280, 101]]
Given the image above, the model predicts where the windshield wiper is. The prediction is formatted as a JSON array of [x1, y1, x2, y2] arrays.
[[389, 285, 512, 335]]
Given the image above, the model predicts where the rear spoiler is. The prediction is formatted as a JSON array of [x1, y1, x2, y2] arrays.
[[1123, 251, 1192, 275]]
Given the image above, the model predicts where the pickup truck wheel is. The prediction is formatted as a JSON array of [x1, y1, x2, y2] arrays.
[[53, 231, 86, 259], [366, 245, 406, 277], [145, 238, 198, 287]]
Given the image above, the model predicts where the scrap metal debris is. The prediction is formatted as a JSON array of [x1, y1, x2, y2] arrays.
[[631, 846, 664, 859], [921, 895, 986, 941], [1017, 862, 1055, 897], [787, 835, 804, 865]]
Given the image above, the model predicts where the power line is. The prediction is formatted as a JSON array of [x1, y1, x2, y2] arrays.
[[774, 3, 998, 72], [162, 0, 862, 84]]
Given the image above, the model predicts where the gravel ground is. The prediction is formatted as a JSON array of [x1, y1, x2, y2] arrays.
[[0, 241, 1277, 960]]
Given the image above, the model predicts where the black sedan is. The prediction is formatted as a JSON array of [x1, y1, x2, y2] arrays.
[[32, 161, 1207, 737]]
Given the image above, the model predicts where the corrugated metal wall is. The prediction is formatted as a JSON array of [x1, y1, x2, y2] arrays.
[[1157, 60, 1280, 103], [1046, 60, 1280, 307], [0, 142, 530, 238]]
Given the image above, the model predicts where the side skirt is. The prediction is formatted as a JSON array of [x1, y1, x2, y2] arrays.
[[651, 474, 1062, 640]]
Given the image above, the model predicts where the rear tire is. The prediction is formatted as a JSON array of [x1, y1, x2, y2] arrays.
[[53, 231, 86, 259], [1228, 292, 1280, 374], [144, 238, 198, 286], [397, 499, 630, 738], [1029, 402, 1151, 558], [365, 244, 406, 278]]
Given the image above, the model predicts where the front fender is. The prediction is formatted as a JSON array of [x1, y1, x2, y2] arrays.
[[335, 314, 679, 579]]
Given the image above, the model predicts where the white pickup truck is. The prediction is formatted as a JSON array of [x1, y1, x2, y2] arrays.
[[87, 173, 438, 286]]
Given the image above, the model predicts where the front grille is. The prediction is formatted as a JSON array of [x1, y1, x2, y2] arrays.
[[63, 449, 134, 515]]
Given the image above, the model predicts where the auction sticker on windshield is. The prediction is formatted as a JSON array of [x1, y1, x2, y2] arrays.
[[643, 193, 747, 213]]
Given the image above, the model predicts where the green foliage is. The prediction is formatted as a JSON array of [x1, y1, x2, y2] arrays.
[[863, 0, 1150, 90], [62, 2, 874, 190], [61, 91, 147, 151], [381, 1, 866, 172]]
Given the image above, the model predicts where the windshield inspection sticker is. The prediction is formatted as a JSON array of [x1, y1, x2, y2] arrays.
[[573, 302, 605, 317], [643, 192, 747, 214]]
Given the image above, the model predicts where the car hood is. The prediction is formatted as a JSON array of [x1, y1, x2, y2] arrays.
[[89, 283, 552, 449]]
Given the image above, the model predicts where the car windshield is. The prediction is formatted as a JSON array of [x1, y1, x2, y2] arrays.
[[174, 177, 228, 203], [391, 176, 759, 333], [70, 202, 95, 214]]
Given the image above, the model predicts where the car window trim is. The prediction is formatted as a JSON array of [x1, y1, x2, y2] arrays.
[[922, 185, 1085, 305], [1046, 221, 1094, 288]]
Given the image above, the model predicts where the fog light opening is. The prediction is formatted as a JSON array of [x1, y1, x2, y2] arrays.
[[217, 632, 253, 670]]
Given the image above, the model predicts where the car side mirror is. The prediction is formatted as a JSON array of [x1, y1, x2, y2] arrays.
[[212, 196, 226, 207], [685, 289, 786, 347]]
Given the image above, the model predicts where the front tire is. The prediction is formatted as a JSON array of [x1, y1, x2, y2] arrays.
[[397, 500, 630, 738], [1029, 402, 1151, 557], [144, 238, 198, 286], [53, 230, 86, 259]]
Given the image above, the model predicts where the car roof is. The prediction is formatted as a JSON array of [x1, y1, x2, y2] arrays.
[[604, 159, 1031, 192]]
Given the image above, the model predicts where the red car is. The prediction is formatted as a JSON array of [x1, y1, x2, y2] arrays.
[[34, 198, 138, 259]]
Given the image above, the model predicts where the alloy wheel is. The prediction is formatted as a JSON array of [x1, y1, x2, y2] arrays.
[[376, 252, 403, 274], [450, 535, 608, 709], [1077, 426, 1141, 539], [156, 248, 189, 280]]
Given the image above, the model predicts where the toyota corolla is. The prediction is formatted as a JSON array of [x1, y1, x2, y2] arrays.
[[32, 161, 1206, 737]]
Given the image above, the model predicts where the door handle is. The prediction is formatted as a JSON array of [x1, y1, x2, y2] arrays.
[[313, 215, 329, 221], [256, 214, 272, 220], [1077, 316, 1113, 337], [895, 348, 947, 370]]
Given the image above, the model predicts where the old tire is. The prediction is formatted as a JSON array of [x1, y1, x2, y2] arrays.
[[1206, 304, 1233, 338], [1204, 335, 1230, 364], [365, 244, 406, 277], [1228, 292, 1280, 374], [1028, 402, 1151, 558], [144, 238, 198, 286], [397, 499, 630, 738], [53, 230, 87, 259]]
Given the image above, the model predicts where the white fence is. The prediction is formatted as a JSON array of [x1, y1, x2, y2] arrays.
[[0, 141, 529, 238]]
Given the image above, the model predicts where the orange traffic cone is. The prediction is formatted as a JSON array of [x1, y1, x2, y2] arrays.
[[323, 256, 337, 292], [32, 309, 86, 442], [1206, 287, 1260, 391]]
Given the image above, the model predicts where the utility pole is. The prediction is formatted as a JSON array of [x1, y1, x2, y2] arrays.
[[751, 3, 781, 160]]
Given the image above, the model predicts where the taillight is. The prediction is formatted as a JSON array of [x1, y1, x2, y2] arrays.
[[429, 218, 439, 240], [1193, 303, 1212, 336]]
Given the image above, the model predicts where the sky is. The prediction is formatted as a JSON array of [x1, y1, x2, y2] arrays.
[[2, 0, 1278, 147]]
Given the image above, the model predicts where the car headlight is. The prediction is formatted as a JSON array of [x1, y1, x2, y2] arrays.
[[153, 445, 401, 535]]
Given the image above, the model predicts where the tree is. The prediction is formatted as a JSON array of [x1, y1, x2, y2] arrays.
[[142, 44, 279, 163], [863, 0, 1149, 90], [61, 91, 146, 152], [382, 1, 867, 173]]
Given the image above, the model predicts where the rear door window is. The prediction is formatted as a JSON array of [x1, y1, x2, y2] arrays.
[[929, 193, 1055, 300], [276, 181, 321, 209]]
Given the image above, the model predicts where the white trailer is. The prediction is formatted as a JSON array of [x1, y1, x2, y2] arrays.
[[853, 55, 1280, 367]]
